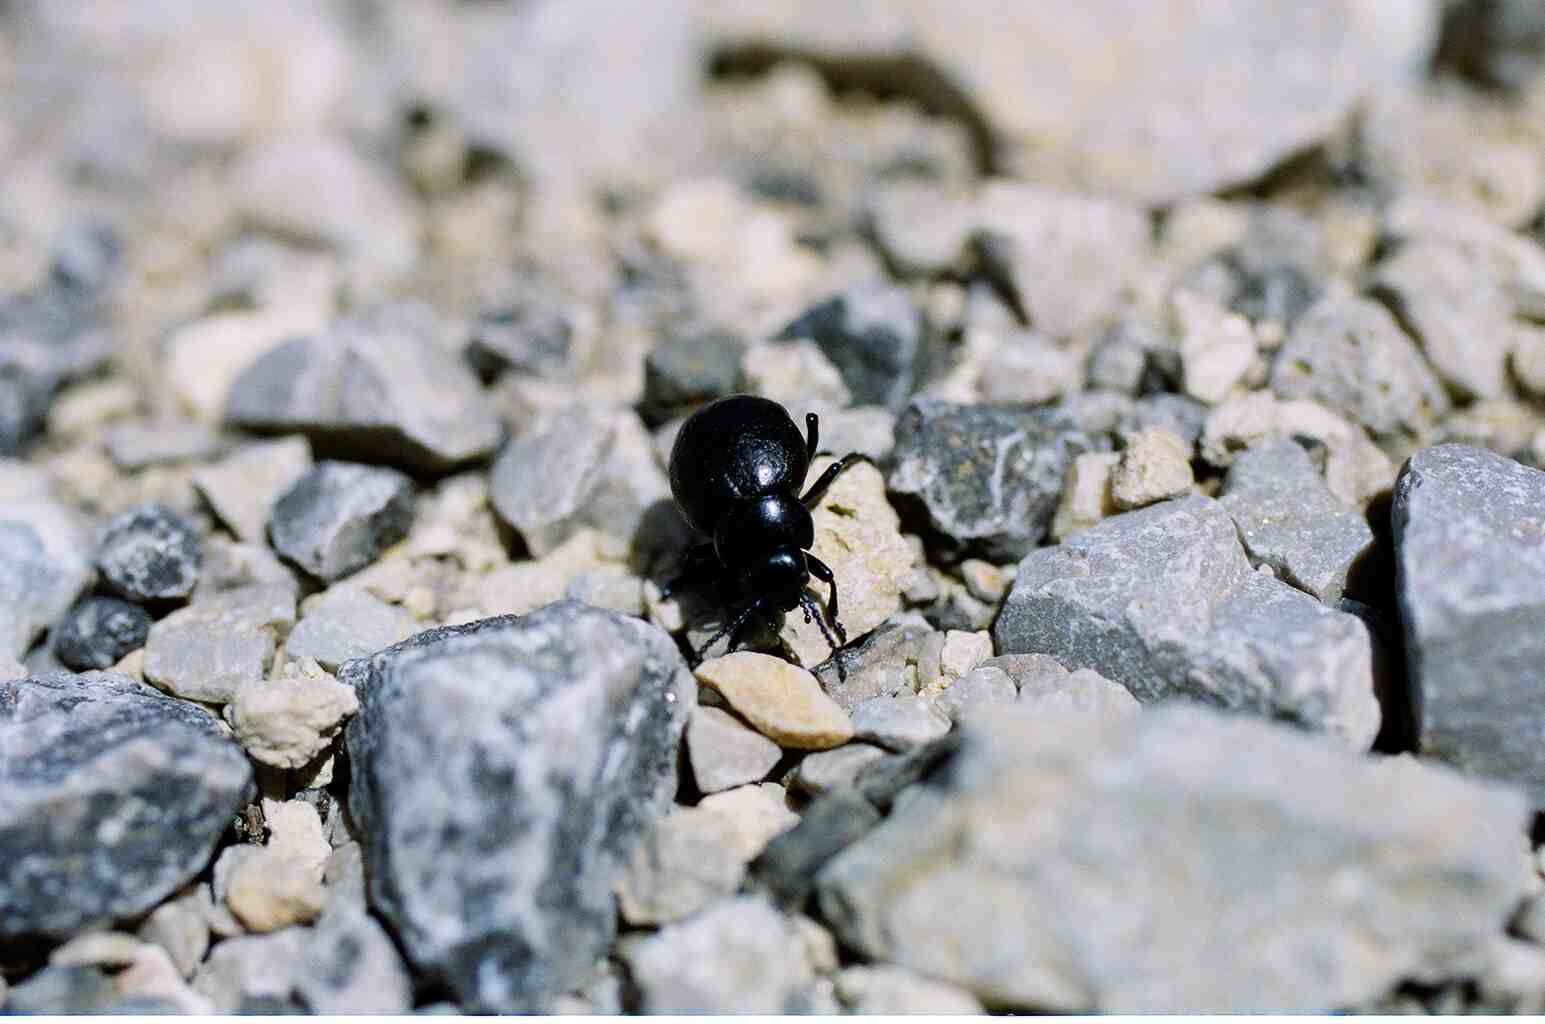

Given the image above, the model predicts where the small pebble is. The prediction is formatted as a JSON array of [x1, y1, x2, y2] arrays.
[[192, 436, 312, 544], [225, 846, 326, 933], [48, 931, 146, 968], [616, 807, 748, 925], [1111, 427, 1194, 510], [936, 665, 1019, 722], [697, 782, 801, 860], [286, 586, 416, 671], [850, 695, 952, 751], [687, 705, 784, 794], [137, 889, 210, 978], [52, 596, 152, 671], [226, 659, 358, 769], [696, 652, 855, 750], [793, 743, 889, 796], [96, 503, 202, 602], [835, 964, 985, 1014], [1019, 667, 1142, 718], [270, 461, 415, 582]]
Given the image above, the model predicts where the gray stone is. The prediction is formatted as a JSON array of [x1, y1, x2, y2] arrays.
[[814, 617, 934, 712], [836, 964, 985, 1014], [0, 496, 92, 659], [95, 504, 202, 603], [1270, 292, 1448, 444], [192, 538, 300, 603], [143, 583, 297, 704], [465, 297, 575, 381], [1219, 441, 1376, 603], [889, 399, 1100, 562], [137, 889, 211, 979], [490, 405, 669, 556], [792, 743, 889, 796], [994, 495, 1379, 749], [815, 704, 1530, 1011], [104, 420, 224, 471], [852, 735, 961, 812], [642, 329, 745, 424], [52, 596, 152, 671], [776, 281, 931, 410], [225, 304, 503, 475], [1434, 0, 1545, 91], [0, 671, 253, 941], [750, 788, 883, 909], [850, 695, 952, 751], [620, 896, 816, 1012], [192, 436, 313, 544], [703, 2, 1435, 203], [1018, 667, 1142, 719], [270, 462, 415, 582], [1393, 444, 1545, 803], [5, 965, 118, 1013], [936, 665, 1018, 723], [341, 600, 694, 1011], [1118, 392, 1209, 448], [686, 705, 783, 795], [286, 587, 416, 672], [294, 908, 414, 1015], [192, 929, 309, 1013], [616, 807, 747, 926]]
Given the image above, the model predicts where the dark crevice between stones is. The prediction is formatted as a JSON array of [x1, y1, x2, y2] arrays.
[[708, 45, 998, 177]]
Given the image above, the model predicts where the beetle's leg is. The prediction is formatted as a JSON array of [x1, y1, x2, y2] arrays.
[[800, 591, 846, 670], [692, 601, 764, 664], [806, 554, 846, 644], [799, 452, 874, 508], [804, 412, 820, 460], [661, 542, 718, 601]]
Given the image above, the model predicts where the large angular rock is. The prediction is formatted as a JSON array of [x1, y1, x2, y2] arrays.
[[775, 282, 930, 409], [816, 705, 1529, 1011], [703, 1, 1435, 203], [1218, 441, 1375, 603], [0, 488, 92, 659], [0, 672, 253, 941], [225, 304, 503, 475], [889, 399, 1101, 562], [1393, 444, 1545, 803], [341, 601, 694, 1011], [994, 495, 1379, 748]]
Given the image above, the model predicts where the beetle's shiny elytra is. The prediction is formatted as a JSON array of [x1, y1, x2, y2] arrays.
[[665, 394, 868, 666]]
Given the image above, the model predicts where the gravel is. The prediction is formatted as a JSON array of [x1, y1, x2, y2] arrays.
[[269, 461, 415, 582], [686, 705, 784, 794], [52, 596, 152, 671], [95, 504, 202, 603], [775, 282, 931, 409]]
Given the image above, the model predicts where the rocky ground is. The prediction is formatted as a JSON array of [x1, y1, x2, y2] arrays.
[[8, 0, 1545, 1014]]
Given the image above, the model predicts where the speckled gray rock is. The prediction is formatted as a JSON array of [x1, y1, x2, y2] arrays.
[[850, 696, 951, 751], [341, 601, 694, 1011], [994, 495, 1379, 748], [294, 908, 414, 1015], [619, 896, 816, 1012], [616, 807, 747, 926], [890, 399, 1100, 562], [686, 705, 783, 794], [936, 666, 1018, 723], [286, 587, 416, 672], [1270, 292, 1448, 444], [143, 584, 296, 704], [0, 494, 92, 659], [490, 405, 670, 557], [52, 597, 152, 671], [1393, 444, 1545, 803], [642, 330, 745, 424], [776, 282, 931, 410], [815, 704, 1529, 1012], [95, 504, 202, 603], [0, 671, 253, 941], [1218, 441, 1375, 603], [270, 462, 414, 582], [225, 304, 503, 475]]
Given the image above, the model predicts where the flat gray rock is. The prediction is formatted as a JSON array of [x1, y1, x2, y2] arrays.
[[994, 495, 1379, 748], [815, 704, 1529, 1011], [341, 600, 693, 1011], [295, 908, 414, 1015], [890, 399, 1101, 562], [143, 583, 297, 704], [0, 672, 253, 941], [286, 587, 416, 672], [1270, 292, 1448, 445], [616, 807, 747, 926], [792, 743, 889, 796], [269, 461, 415, 583], [1393, 444, 1545, 803], [686, 705, 783, 795], [225, 304, 503, 475], [815, 618, 935, 712], [1219, 441, 1375, 603], [0, 497, 92, 659], [850, 696, 951, 751]]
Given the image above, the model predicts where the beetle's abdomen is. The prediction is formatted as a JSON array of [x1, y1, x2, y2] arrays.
[[669, 395, 808, 534]]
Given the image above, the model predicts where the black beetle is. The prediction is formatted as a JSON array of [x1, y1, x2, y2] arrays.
[[665, 394, 869, 664]]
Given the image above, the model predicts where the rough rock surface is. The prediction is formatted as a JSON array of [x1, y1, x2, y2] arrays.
[[890, 398, 1100, 562], [269, 461, 415, 582], [816, 705, 1529, 1011], [1219, 441, 1375, 603], [52, 596, 152, 672], [1393, 444, 1545, 803], [776, 281, 930, 409], [225, 305, 503, 475], [995, 495, 1379, 748], [285, 587, 416, 672], [0, 672, 253, 941], [341, 601, 693, 1011], [0, 487, 93, 660], [696, 652, 854, 750], [95, 504, 202, 603], [143, 584, 296, 704]]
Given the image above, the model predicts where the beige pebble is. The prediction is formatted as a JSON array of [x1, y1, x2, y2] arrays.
[[226, 659, 358, 769], [265, 801, 330, 881], [1052, 451, 1120, 541], [225, 847, 326, 933], [697, 783, 801, 860], [1111, 428, 1194, 510], [49, 931, 146, 968], [116, 944, 215, 1015], [1174, 288, 1255, 405], [696, 652, 854, 750], [939, 630, 993, 681]]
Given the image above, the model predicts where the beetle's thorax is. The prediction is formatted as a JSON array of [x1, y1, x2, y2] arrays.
[[714, 493, 814, 568]]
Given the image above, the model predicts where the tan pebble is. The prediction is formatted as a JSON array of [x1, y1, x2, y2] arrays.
[[49, 931, 146, 968], [1111, 427, 1194, 510], [697, 782, 801, 859], [1052, 451, 1120, 541], [939, 631, 993, 681], [696, 652, 854, 750], [225, 847, 325, 933], [265, 801, 330, 881]]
